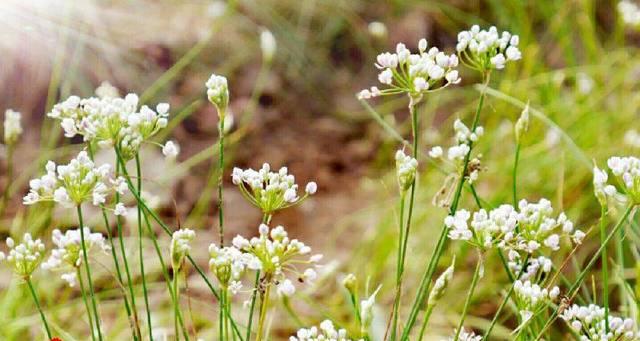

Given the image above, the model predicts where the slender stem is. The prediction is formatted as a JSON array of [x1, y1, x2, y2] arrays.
[[401, 74, 490, 339], [218, 113, 226, 245], [0, 144, 14, 216], [246, 271, 261, 340], [482, 254, 530, 340], [115, 161, 141, 338], [616, 212, 627, 313], [512, 143, 521, 206], [135, 154, 154, 340], [256, 283, 271, 341], [174, 271, 181, 341], [453, 255, 483, 341], [77, 267, 97, 341], [77, 205, 103, 341], [417, 304, 435, 341], [389, 191, 407, 340], [600, 205, 610, 333], [26, 277, 52, 339]]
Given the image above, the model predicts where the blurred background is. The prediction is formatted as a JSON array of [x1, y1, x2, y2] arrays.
[[1, 0, 640, 339]]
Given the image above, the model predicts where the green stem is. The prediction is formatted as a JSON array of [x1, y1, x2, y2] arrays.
[[26, 277, 52, 339], [77, 205, 103, 341], [135, 154, 154, 340], [601, 205, 610, 333], [256, 283, 271, 341], [218, 114, 226, 245], [453, 254, 483, 341], [389, 191, 407, 340], [417, 304, 435, 341], [77, 267, 97, 341], [401, 74, 490, 339], [512, 143, 521, 207], [246, 271, 261, 340], [174, 271, 181, 341], [0, 144, 14, 216], [616, 212, 627, 314]]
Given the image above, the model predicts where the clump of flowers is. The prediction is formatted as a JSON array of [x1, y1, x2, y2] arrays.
[[47, 93, 170, 160], [448, 328, 481, 341], [23, 151, 126, 209], [289, 320, 351, 341], [560, 304, 640, 340], [429, 119, 484, 183], [0, 234, 46, 278], [600, 156, 640, 204], [619, 0, 640, 27], [41, 227, 110, 287], [512, 280, 559, 322], [232, 224, 321, 296], [231, 164, 317, 215], [445, 199, 583, 253], [456, 25, 522, 71], [395, 149, 418, 192], [170, 228, 196, 271], [3, 109, 22, 145], [208, 244, 261, 294], [357, 38, 460, 101], [206, 74, 230, 115]]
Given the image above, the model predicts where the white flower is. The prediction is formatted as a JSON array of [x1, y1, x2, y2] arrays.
[[1, 234, 46, 277], [449, 328, 482, 341], [114, 203, 128, 216], [162, 141, 180, 159], [260, 28, 277, 62], [560, 304, 640, 340], [457, 25, 522, 72], [209, 243, 260, 290], [290, 320, 351, 341], [360, 286, 380, 332], [395, 150, 418, 192], [95, 81, 120, 99], [277, 279, 296, 297], [171, 228, 195, 271], [602, 156, 640, 204], [367, 21, 387, 39], [378, 69, 393, 84], [428, 146, 443, 158], [305, 182, 318, 195], [619, 0, 640, 27], [206, 74, 229, 113], [3, 109, 22, 145]]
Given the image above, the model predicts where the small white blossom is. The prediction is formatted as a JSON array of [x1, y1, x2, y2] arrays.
[[560, 304, 640, 340], [170, 228, 195, 271], [290, 320, 351, 341], [619, 0, 640, 27], [206, 74, 229, 114], [395, 150, 418, 192], [3, 109, 22, 145], [260, 28, 277, 63], [162, 140, 180, 159], [367, 21, 387, 39], [1, 234, 46, 278], [456, 25, 521, 72]]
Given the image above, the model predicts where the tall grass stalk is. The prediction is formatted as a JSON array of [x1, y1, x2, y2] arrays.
[[76, 267, 97, 341], [76, 205, 103, 341], [453, 253, 483, 341], [26, 277, 52, 340], [135, 154, 154, 340], [217, 111, 226, 245], [600, 205, 610, 333]]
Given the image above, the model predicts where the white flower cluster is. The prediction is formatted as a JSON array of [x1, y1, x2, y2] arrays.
[[598, 156, 640, 204], [446, 199, 584, 253], [513, 280, 559, 322], [395, 150, 418, 192], [290, 320, 351, 341], [456, 25, 521, 71], [560, 304, 640, 341], [170, 228, 195, 271], [208, 244, 261, 294], [619, 1, 640, 27], [429, 119, 484, 182], [41, 227, 110, 287], [23, 151, 127, 209], [206, 74, 229, 114], [48, 93, 170, 160], [232, 224, 321, 297], [232, 163, 317, 215], [3, 109, 22, 145], [507, 254, 553, 281], [624, 129, 640, 149], [0, 234, 46, 278], [357, 39, 460, 100], [447, 328, 482, 341]]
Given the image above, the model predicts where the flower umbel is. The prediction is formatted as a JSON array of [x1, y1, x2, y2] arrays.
[[560, 304, 640, 340], [208, 243, 260, 293], [456, 25, 522, 72], [395, 149, 418, 192], [170, 228, 196, 271], [0, 234, 46, 278], [289, 320, 351, 341], [206, 74, 229, 115]]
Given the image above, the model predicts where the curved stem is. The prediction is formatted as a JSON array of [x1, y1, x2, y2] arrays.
[[26, 277, 52, 339], [417, 304, 435, 341], [77, 205, 103, 341], [135, 154, 154, 340], [77, 267, 97, 341], [453, 255, 483, 341], [256, 283, 271, 341]]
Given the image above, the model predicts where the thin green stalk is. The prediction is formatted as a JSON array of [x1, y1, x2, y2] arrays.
[[533, 204, 634, 340], [0, 145, 14, 216], [77, 267, 97, 341], [218, 114, 226, 245], [482, 254, 530, 340], [245, 271, 261, 341], [401, 74, 490, 339], [256, 283, 272, 341], [600, 205, 610, 333], [174, 272, 181, 341], [417, 303, 435, 341], [512, 143, 521, 207], [453, 254, 483, 341], [135, 154, 154, 340], [389, 191, 407, 340], [77, 205, 103, 341], [616, 214, 627, 314], [26, 277, 52, 339]]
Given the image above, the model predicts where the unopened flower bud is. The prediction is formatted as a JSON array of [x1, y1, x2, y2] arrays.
[[515, 102, 529, 144], [342, 273, 357, 294], [428, 257, 455, 306], [260, 28, 277, 63], [206, 74, 229, 116], [395, 150, 418, 192]]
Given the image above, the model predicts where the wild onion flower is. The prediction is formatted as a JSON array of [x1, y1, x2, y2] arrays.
[[448, 328, 481, 341], [560, 304, 640, 340], [395, 149, 418, 192], [260, 29, 277, 63], [357, 39, 460, 101], [41, 227, 110, 287], [3, 109, 22, 145], [367, 21, 388, 39], [0, 234, 46, 278], [619, 0, 640, 27], [232, 224, 321, 296], [507, 254, 553, 281], [289, 320, 351, 341], [162, 140, 180, 159], [446, 199, 583, 253], [208, 244, 260, 294], [593, 165, 619, 207], [512, 280, 559, 322], [23, 151, 126, 209], [232, 163, 317, 215], [601, 156, 640, 204], [456, 25, 521, 72], [206, 74, 229, 115], [624, 129, 640, 148], [170, 228, 195, 272], [47, 93, 169, 160], [430, 119, 484, 183], [95, 81, 120, 99]]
